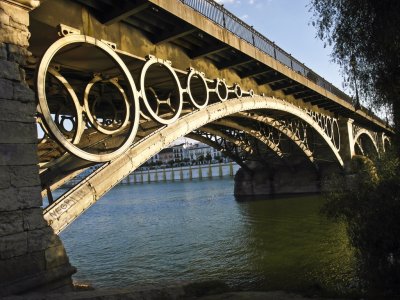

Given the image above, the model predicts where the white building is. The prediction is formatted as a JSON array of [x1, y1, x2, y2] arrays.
[[145, 141, 226, 166], [187, 142, 223, 163]]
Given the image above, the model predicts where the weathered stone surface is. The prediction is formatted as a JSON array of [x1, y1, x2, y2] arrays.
[[28, 227, 61, 252], [0, 79, 14, 100], [0, 26, 30, 47], [0, 251, 46, 283], [45, 245, 70, 270], [0, 186, 42, 211], [0, 2, 73, 295], [0, 264, 75, 297], [10, 165, 40, 187], [0, 143, 38, 166], [0, 210, 23, 236], [0, 59, 20, 81], [0, 187, 18, 211], [13, 81, 35, 102], [0, 7, 10, 27], [0, 42, 7, 59], [0, 121, 37, 143], [23, 208, 47, 231], [0, 231, 27, 259], [0, 99, 36, 122], [0, 166, 10, 189], [0, 2, 29, 26], [7, 44, 30, 65]]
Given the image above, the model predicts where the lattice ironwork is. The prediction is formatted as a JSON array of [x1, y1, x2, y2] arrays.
[[304, 108, 340, 151]]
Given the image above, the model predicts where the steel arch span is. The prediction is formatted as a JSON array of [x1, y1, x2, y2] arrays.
[[44, 95, 345, 234], [34, 31, 389, 234]]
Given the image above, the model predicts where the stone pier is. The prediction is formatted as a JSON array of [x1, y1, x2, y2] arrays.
[[0, 0, 75, 296]]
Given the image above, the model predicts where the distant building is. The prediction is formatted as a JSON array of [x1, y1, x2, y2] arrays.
[[158, 148, 174, 163], [187, 142, 223, 162], [144, 141, 226, 167]]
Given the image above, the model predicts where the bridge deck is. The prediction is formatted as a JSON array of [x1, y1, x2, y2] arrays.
[[71, 0, 388, 132]]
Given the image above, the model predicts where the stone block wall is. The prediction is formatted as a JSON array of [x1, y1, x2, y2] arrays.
[[0, 0, 75, 296], [234, 161, 323, 197]]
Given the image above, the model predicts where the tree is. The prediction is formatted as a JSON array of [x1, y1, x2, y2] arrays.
[[323, 153, 400, 296], [310, 0, 400, 152], [197, 154, 205, 164], [311, 1, 400, 295]]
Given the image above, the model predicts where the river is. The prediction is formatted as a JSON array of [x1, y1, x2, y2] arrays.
[[60, 177, 357, 296]]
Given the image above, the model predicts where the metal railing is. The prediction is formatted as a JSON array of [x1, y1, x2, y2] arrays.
[[180, 0, 353, 105]]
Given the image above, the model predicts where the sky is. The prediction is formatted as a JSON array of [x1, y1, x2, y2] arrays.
[[215, 0, 346, 93]]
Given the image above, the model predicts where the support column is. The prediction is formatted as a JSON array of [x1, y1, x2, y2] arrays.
[[0, 0, 75, 296], [338, 118, 355, 169]]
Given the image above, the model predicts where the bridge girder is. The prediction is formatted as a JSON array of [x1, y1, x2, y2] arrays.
[[43, 95, 348, 234], [29, 30, 388, 234]]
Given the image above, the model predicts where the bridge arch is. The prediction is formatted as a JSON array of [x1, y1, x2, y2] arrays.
[[353, 129, 379, 157], [382, 134, 391, 152], [45, 95, 345, 233]]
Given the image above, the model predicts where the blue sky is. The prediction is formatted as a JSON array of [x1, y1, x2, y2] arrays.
[[215, 0, 346, 93]]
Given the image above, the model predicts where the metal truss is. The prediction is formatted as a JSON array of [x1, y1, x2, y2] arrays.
[[36, 26, 254, 164], [304, 108, 341, 151]]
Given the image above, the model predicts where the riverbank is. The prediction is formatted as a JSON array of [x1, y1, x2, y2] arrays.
[[3, 281, 346, 300], [121, 162, 240, 184]]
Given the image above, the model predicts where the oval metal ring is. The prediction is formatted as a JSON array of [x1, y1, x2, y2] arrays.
[[36, 34, 140, 162], [84, 76, 131, 135], [215, 79, 228, 102], [139, 57, 183, 125], [233, 84, 242, 98], [186, 69, 209, 109]]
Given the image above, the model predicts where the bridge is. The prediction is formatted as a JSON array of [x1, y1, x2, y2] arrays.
[[0, 0, 392, 295]]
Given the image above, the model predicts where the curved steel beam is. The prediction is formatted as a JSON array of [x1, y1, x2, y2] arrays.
[[44, 95, 344, 234], [237, 112, 315, 163], [353, 129, 379, 155], [226, 112, 315, 164], [210, 119, 284, 158], [186, 132, 250, 171]]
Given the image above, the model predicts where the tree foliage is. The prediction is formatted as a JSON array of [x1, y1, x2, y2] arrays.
[[323, 153, 400, 296], [310, 0, 400, 139]]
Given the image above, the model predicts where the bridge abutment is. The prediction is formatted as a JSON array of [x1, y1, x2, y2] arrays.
[[0, 0, 75, 296], [234, 161, 321, 197]]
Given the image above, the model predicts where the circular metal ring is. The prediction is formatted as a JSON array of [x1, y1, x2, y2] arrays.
[[186, 69, 209, 109], [139, 57, 183, 125], [36, 34, 140, 162], [233, 84, 242, 98], [214, 79, 228, 102], [47, 68, 83, 144], [84, 76, 130, 135]]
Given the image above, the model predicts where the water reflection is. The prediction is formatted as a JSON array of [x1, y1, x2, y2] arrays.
[[60, 178, 355, 295]]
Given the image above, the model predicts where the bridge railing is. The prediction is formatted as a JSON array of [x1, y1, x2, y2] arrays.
[[180, 0, 353, 105]]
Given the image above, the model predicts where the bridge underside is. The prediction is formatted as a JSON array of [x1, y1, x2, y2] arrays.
[[24, 0, 391, 235]]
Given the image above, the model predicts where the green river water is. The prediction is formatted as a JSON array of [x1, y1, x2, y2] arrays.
[[60, 177, 357, 297]]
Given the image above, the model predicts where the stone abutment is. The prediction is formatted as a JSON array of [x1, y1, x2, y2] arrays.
[[0, 0, 75, 296]]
